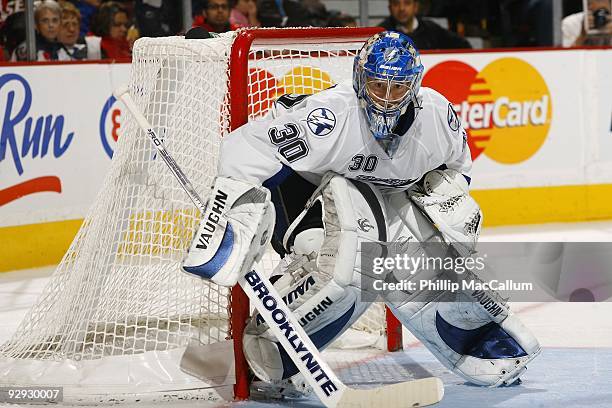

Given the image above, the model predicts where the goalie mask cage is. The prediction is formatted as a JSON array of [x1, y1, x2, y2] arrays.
[[0, 27, 402, 403]]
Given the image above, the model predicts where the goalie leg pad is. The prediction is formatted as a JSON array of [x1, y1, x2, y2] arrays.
[[318, 175, 388, 287], [243, 262, 368, 381], [182, 177, 275, 287], [244, 173, 387, 381], [390, 293, 540, 386], [384, 192, 541, 386]]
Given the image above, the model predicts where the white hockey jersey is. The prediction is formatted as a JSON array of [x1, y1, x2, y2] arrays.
[[218, 82, 471, 193]]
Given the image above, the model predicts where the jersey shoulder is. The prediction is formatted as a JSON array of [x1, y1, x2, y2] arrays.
[[271, 81, 358, 140], [420, 86, 453, 111], [273, 81, 357, 115], [419, 86, 462, 132]]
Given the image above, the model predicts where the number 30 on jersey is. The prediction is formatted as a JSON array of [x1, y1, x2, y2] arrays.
[[348, 154, 378, 172], [268, 123, 309, 163]]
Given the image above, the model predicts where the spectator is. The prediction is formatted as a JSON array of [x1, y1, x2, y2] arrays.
[[135, 0, 181, 37], [563, 0, 611, 46], [0, 1, 24, 59], [326, 12, 357, 28], [418, 0, 487, 37], [71, 0, 100, 37], [57, 1, 101, 60], [378, 0, 471, 50], [12, 0, 62, 61], [494, 0, 554, 47], [564, 0, 584, 16], [230, 0, 260, 27], [0, 0, 24, 60], [90, 1, 131, 59], [0, 11, 25, 60], [193, 0, 239, 33]]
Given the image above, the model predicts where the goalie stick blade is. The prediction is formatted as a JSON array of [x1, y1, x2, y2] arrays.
[[179, 338, 235, 387], [337, 377, 444, 408]]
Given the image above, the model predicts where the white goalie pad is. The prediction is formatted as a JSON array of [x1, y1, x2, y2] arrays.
[[318, 175, 389, 287], [182, 177, 275, 287], [243, 261, 364, 382], [243, 174, 388, 381], [391, 288, 541, 387], [384, 192, 541, 387]]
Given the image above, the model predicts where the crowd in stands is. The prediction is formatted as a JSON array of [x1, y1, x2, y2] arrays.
[[0, 0, 609, 62], [1, 0, 136, 61]]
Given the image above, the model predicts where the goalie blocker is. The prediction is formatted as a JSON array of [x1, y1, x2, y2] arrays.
[[182, 176, 275, 286]]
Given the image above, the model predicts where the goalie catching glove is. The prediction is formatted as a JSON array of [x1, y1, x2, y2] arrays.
[[410, 169, 482, 255], [182, 177, 275, 287]]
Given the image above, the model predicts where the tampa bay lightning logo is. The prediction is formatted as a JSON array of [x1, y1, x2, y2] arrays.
[[383, 47, 400, 63], [306, 107, 336, 137], [447, 103, 460, 132]]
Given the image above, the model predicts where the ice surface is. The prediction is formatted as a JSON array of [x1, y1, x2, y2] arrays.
[[2, 221, 611, 407]]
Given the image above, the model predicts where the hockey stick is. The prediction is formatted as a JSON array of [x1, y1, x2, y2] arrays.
[[114, 85, 444, 407]]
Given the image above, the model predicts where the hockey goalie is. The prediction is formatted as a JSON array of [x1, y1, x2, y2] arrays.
[[182, 31, 541, 391]]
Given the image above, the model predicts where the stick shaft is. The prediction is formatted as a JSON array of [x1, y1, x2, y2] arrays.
[[238, 269, 346, 406], [114, 87, 207, 213]]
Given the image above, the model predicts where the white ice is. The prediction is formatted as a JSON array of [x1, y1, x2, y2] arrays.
[[1, 220, 611, 407]]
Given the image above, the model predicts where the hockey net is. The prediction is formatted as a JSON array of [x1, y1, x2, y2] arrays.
[[0, 28, 400, 403]]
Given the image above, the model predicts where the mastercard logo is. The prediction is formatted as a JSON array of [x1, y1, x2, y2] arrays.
[[422, 58, 552, 164]]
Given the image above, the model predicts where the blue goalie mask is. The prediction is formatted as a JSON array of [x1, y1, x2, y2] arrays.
[[353, 31, 424, 155]]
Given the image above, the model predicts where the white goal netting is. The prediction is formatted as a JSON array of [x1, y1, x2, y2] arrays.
[[0, 28, 392, 403]]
